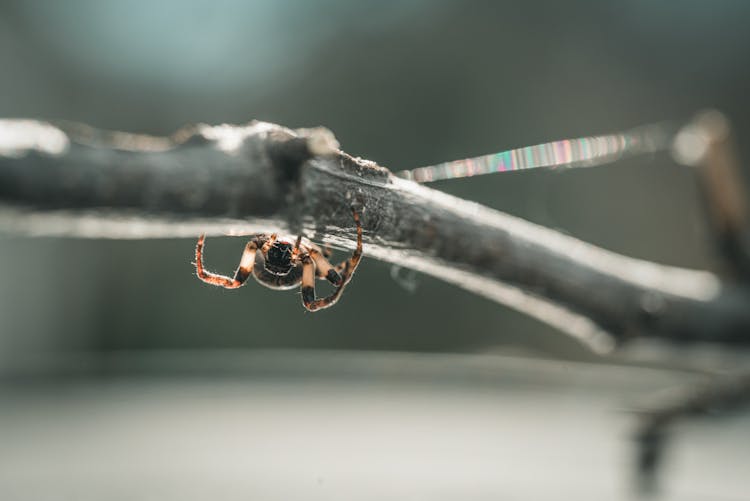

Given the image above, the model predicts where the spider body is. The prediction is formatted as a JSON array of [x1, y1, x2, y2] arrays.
[[253, 242, 303, 290], [265, 241, 295, 275], [195, 209, 362, 311]]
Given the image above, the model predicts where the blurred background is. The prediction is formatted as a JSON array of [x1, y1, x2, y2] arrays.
[[0, 1, 748, 499]]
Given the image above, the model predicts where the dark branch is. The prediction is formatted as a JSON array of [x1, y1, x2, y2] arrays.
[[633, 368, 750, 494], [1, 118, 749, 352]]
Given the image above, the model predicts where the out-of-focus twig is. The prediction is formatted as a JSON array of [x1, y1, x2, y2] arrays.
[[673, 110, 750, 279], [633, 369, 750, 495], [1, 117, 749, 353], [630, 111, 750, 494]]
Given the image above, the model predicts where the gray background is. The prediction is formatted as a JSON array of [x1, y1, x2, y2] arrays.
[[0, 1, 748, 499]]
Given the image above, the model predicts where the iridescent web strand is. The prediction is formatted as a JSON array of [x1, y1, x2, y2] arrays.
[[396, 123, 671, 183]]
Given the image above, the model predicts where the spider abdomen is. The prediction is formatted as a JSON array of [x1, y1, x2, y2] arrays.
[[253, 258, 302, 290]]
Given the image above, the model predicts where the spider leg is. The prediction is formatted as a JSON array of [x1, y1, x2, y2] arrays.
[[333, 209, 364, 281], [260, 233, 277, 254], [195, 235, 261, 289], [310, 249, 343, 285], [300, 240, 337, 282], [291, 234, 306, 263], [300, 208, 363, 311]]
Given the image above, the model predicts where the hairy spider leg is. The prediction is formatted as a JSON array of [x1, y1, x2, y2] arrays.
[[312, 243, 336, 281], [195, 235, 262, 288], [291, 234, 305, 264], [310, 249, 343, 286], [333, 209, 364, 281], [300, 208, 363, 311], [296, 238, 339, 283]]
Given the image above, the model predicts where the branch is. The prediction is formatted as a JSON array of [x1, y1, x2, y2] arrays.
[[673, 110, 750, 279], [1, 119, 749, 353], [633, 368, 750, 494]]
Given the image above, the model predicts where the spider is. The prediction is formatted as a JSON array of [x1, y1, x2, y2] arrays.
[[194, 208, 363, 311]]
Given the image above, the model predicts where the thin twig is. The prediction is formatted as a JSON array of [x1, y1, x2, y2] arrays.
[[673, 110, 750, 279], [1, 119, 749, 353]]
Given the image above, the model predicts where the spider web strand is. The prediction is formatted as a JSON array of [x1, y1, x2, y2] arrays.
[[395, 123, 673, 183]]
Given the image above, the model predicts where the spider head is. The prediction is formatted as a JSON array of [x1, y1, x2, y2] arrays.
[[264, 241, 294, 275]]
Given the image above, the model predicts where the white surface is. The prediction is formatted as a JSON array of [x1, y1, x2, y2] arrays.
[[0, 352, 747, 500]]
